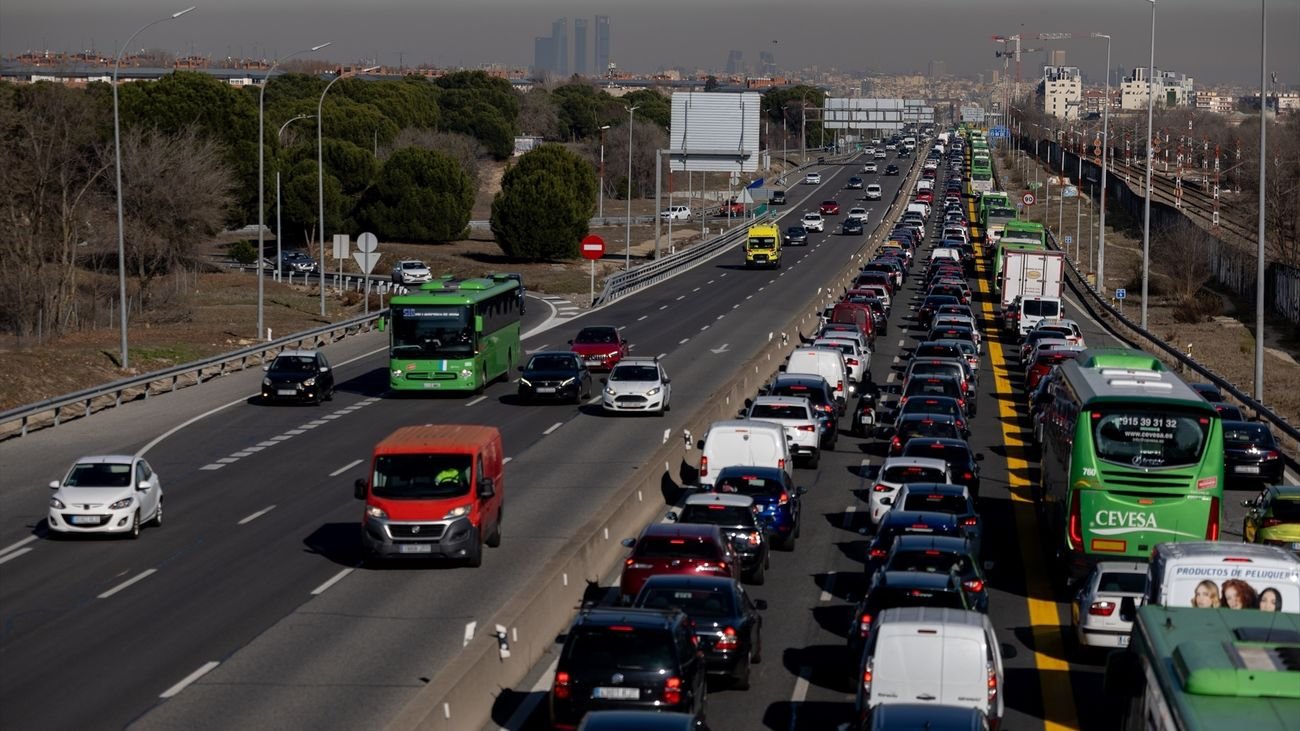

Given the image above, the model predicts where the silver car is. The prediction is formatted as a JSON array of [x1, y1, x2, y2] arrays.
[[47, 455, 163, 538], [391, 259, 432, 285], [801, 212, 825, 232], [745, 395, 823, 468], [1071, 562, 1148, 650], [601, 357, 671, 415]]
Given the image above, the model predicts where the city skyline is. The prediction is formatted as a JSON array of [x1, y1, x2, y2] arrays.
[[1, 0, 1295, 87]]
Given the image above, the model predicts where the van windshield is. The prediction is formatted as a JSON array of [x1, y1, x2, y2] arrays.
[[1022, 300, 1060, 318], [371, 454, 473, 500], [748, 237, 777, 250]]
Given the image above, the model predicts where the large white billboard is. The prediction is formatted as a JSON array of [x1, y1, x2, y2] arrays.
[[669, 91, 761, 173], [825, 98, 934, 130]]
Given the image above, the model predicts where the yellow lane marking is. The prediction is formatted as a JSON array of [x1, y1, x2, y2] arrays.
[[970, 195, 1079, 731]]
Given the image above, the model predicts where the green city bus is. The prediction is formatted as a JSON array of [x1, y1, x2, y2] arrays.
[[1107, 605, 1300, 731], [968, 163, 994, 195], [977, 191, 1012, 229], [1038, 349, 1224, 582], [383, 274, 521, 393]]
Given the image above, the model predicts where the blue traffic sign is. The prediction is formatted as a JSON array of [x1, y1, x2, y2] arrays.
[[1064, 235, 1073, 245], [989, 126, 1009, 139], [1115, 288, 1127, 300]]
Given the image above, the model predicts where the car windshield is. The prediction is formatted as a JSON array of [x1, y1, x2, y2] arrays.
[[750, 403, 810, 420], [636, 538, 719, 559], [1270, 498, 1300, 521], [890, 551, 973, 576], [611, 365, 660, 382], [679, 505, 754, 527], [566, 629, 674, 671], [638, 587, 737, 617], [370, 454, 473, 500], [902, 493, 969, 514], [788, 227, 806, 236], [1223, 423, 1274, 448], [574, 328, 617, 344], [65, 462, 133, 487], [714, 474, 784, 497], [527, 355, 577, 371], [402, 262, 426, 270], [1098, 572, 1148, 593], [390, 305, 475, 358], [872, 586, 965, 610], [882, 465, 947, 483], [270, 355, 318, 373], [1022, 299, 1060, 318], [1092, 410, 1210, 468]]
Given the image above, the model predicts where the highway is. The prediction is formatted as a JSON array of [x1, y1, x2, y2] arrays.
[[0, 146, 1261, 731]]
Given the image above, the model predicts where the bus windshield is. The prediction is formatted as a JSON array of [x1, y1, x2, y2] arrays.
[[390, 305, 475, 359], [1092, 410, 1210, 468]]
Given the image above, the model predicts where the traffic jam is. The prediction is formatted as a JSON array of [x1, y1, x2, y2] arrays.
[[523, 130, 1300, 731]]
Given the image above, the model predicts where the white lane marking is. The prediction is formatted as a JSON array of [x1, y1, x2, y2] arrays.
[[0, 535, 39, 558], [887, 372, 897, 383], [588, 395, 602, 405], [543, 422, 563, 435], [0, 548, 33, 565], [637, 315, 648, 321], [284, 429, 306, 436], [232, 450, 256, 458], [327, 457, 364, 476], [679, 338, 690, 345], [322, 414, 342, 420], [719, 273, 727, 277], [676, 295, 686, 301], [842, 505, 857, 530], [200, 464, 225, 471], [732, 304, 740, 310], [160, 661, 221, 699], [692, 287, 701, 292], [716, 315, 725, 321], [98, 568, 158, 599], [504, 457, 513, 464], [659, 305, 668, 310], [465, 395, 487, 406], [497, 657, 559, 731], [311, 567, 354, 595], [789, 666, 813, 731], [746, 295, 753, 300], [892, 355, 900, 364], [897, 339, 905, 347], [138, 345, 389, 457], [820, 572, 836, 602], [527, 344, 550, 353], [657, 353, 667, 360], [707, 279, 715, 284], [216, 457, 240, 464], [700, 325, 710, 331], [269, 435, 293, 442], [257, 440, 278, 448], [237, 505, 277, 525], [298, 423, 320, 430]]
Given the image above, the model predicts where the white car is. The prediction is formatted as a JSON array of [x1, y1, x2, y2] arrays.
[[804, 172, 822, 185], [659, 205, 692, 221], [863, 162, 878, 173], [812, 338, 869, 385], [1072, 561, 1148, 650], [801, 212, 825, 232], [391, 259, 432, 285], [746, 395, 824, 467], [47, 455, 163, 538], [865, 184, 882, 200], [873, 149, 887, 159], [868, 457, 951, 526], [847, 207, 869, 222], [602, 357, 671, 415], [1029, 318, 1086, 348]]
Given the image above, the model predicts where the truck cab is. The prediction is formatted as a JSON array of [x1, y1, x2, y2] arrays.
[[745, 223, 782, 268]]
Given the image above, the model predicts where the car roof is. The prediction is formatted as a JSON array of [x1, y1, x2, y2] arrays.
[[614, 357, 661, 366], [529, 350, 579, 359], [640, 522, 723, 539], [684, 492, 755, 508], [772, 373, 831, 388], [881, 456, 950, 470], [71, 454, 136, 465], [577, 710, 699, 731], [877, 570, 961, 589], [639, 574, 740, 592], [753, 395, 813, 408], [275, 349, 320, 358]]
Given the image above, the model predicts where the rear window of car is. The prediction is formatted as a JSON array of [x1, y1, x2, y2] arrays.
[[900, 421, 961, 440], [913, 343, 961, 359], [1224, 423, 1273, 448], [771, 383, 828, 405], [1098, 572, 1148, 594], [714, 474, 783, 497], [636, 538, 719, 559], [905, 379, 960, 398], [900, 398, 960, 420], [1270, 498, 1300, 521], [638, 587, 737, 617], [889, 550, 972, 575], [1035, 351, 1080, 367], [902, 442, 969, 466], [679, 505, 754, 526], [882, 465, 947, 483], [872, 586, 966, 610], [902, 493, 969, 514], [750, 404, 810, 420], [566, 628, 674, 671]]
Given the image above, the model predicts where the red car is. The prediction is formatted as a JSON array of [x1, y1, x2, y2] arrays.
[[819, 200, 841, 215], [568, 325, 629, 371], [915, 190, 935, 204], [619, 523, 740, 602], [1026, 349, 1082, 391]]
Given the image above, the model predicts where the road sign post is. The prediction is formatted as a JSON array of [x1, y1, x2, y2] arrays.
[[354, 232, 379, 314], [332, 234, 350, 296], [1115, 287, 1127, 316], [581, 234, 606, 305], [1022, 192, 1036, 207]]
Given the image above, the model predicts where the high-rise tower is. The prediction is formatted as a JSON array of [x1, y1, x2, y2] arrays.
[[552, 18, 568, 77], [594, 15, 610, 78], [574, 18, 588, 76]]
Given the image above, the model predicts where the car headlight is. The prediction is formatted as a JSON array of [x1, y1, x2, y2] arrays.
[[560, 377, 575, 387], [303, 377, 316, 387], [604, 386, 616, 396], [262, 378, 272, 387], [366, 505, 388, 519], [109, 497, 134, 510], [646, 386, 661, 396], [442, 505, 469, 519], [519, 377, 532, 387], [50, 497, 65, 509]]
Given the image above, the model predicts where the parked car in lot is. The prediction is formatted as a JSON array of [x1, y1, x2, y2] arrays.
[[261, 349, 335, 404], [711, 465, 805, 550], [391, 259, 432, 285], [633, 575, 766, 689], [519, 351, 592, 404], [47, 455, 163, 538], [669, 492, 771, 584]]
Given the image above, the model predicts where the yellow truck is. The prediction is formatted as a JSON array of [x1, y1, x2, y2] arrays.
[[744, 223, 782, 268]]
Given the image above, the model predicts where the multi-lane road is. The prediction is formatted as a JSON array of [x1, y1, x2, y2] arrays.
[[0, 147, 1260, 731]]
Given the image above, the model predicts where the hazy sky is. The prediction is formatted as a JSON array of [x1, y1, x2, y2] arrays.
[[1, 0, 1296, 87]]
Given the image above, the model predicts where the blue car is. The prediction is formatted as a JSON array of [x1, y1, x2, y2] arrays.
[[710, 466, 805, 551]]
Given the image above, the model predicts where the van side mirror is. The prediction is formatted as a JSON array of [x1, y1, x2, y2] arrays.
[[665, 511, 679, 522], [1000, 643, 1019, 660], [353, 478, 367, 500], [754, 599, 769, 611], [477, 477, 495, 499]]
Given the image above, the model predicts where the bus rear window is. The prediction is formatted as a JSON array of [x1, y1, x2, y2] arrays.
[[1092, 411, 1209, 468]]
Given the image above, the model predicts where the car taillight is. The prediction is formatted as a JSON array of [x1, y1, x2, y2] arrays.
[[1068, 489, 1083, 550], [836, 380, 844, 393], [847, 358, 860, 366], [778, 458, 786, 471], [963, 579, 985, 593], [873, 483, 892, 492], [889, 436, 901, 451], [798, 424, 816, 432], [1089, 601, 1117, 616], [986, 660, 998, 704], [869, 547, 887, 559], [962, 471, 973, 480], [553, 671, 571, 700], [663, 676, 682, 705], [1206, 496, 1220, 540], [958, 398, 966, 410], [1263, 518, 1282, 528], [962, 517, 978, 527], [861, 659, 875, 696], [715, 627, 739, 651], [857, 612, 874, 638], [1264, 450, 1280, 459], [699, 456, 708, 478]]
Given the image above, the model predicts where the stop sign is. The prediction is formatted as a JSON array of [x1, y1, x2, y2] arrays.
[[580, 234, 605, 261]]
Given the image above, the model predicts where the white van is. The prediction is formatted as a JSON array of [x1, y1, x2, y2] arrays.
[[855, 607, 1004, 728], [915, 179, 934, 193], [1144, 541, 1300, 613], [696, 419, 793, 489], [785, 346, 851, 405], [905, 202, 930, 218], [929, 247, 962, 264]]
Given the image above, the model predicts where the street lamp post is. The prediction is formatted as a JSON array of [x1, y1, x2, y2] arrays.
[[275, 113, 313, 283], [1093, 33, 1112, 293], [598, 124, 611, 219], [317, 64, 375, 316], [260, 41, 330, 340], [625, 105, 640, 270], [1141, 0, 1156, 329], [1256, 0, 1267, 401], [112, 5, 196, 370]]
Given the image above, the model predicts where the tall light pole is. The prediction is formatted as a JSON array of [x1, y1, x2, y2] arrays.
[[1255, 0, 1267, 401], [317, 64, 376, 316], [275, 113, 313, 283], [1141, 0, 1156, 330], [260, 41, 331, 340], [597, 124, 611, 219], [112, 5, 196, 370], [625, 105, 640, 270], [1093, 33, 1112, 293]]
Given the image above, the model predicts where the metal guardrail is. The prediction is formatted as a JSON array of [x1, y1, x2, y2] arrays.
[[0, 311, 384, 440], [468, 215, 656, 232]]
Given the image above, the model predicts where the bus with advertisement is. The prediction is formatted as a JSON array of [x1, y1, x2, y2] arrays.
[[383, 274, 522, 394], [1038, 349, 1224, 584]]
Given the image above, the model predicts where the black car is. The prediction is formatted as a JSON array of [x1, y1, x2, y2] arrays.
[[578, 711, 706, 731], [917, 295, 961, 329], [846, 570, 970, 662], [769, 189, 787, 205], [842, 218, 865, 236], [1223, 420, 1285, 484], [894, 397, 970, 440], [272, 250, 318, 275], [865, 703, 989, 731], [518, 351, 592, 404], [496, 272, 526, 315], [550, 607, 707, 728], [1190, 382, 1225, 403], [884, 164, 900, 176], [889, 413, 964, 456], [671, 493, 770, 584], [633, 575, 767, 688], [260, 350, 335, 404], [911, 341, 964, 360], [766, 373, 840, 440], [786, 225, 809, 246], [865, 509, 965, 574], [881, 534, 989, 612], [847, 176, 864, 189], [901, 437, 983, 498]]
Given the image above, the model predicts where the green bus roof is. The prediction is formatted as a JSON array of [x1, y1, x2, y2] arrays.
[[1003, 220, 1045, 233], [1056, 348, 1214, 410], [1136, 606, 1300, 728], [390, 276, 518, 305], [1079, 348, 1168, 371]]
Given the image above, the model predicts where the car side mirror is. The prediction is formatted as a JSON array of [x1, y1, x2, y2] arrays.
[[477, 477, 495, 500], [696, 439, 705, 450], [662, 378, 671, 384], [49, 481, 60, 490], [975, 453, 986, 462], [567, 339, 574, 345], [137, 481, 151, 491], [754, 599, 769, 611], [353, 478, 367, 500], [1240, 499, 1252, 508], [621, 538, 636, 548], [880, 497, 894, 506], [262, 364, 270, 372], [665, 511, 679, 522], [319, 365, 329, 372], [796, 486, 808, 496]]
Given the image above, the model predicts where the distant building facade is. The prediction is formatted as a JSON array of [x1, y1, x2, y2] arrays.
[[573, 19, 588, 76], [1041, 65, 1082, 119], [595, 15, 611, 78], [1121, 67, 1194, 110], [725, 50, 743, 76]]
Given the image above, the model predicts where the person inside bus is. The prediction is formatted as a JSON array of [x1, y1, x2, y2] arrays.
[[1258, 587, 1283, 612], [1191, 579, 1220, 608], [1221, 579, 1258, 610]]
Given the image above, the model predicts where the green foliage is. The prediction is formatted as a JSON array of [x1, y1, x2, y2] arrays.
[[228, 240, 258, 265], [435, 70, 520, 159], [552, 83, 604, 140], [490, 144, 597, 260], [279, 159, 345, 245], [622, 90, 670, 130], [360, 148, 473, 242], [337, 76, 440, 129], [703, 75, 720, 92], [320, 96, 400, 151]]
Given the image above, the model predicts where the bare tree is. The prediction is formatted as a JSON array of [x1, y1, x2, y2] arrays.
[[386, 128, 483, 192], [518, 88, 562, 141]]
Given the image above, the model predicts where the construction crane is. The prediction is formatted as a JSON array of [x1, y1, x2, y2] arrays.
[[991, 35, 1044, 85]]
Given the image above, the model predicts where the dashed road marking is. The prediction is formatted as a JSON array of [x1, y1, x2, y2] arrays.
[[311, 567, 354, 596], [330, 459, 363, 477], [160, 661, 220, 699], [98, 568, 158, 599], [466, 395, 487, 406], [543, 422, 563, 435], [238, 505, 277, 525]]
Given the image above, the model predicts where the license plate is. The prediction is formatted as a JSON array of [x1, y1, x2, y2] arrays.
[[586, 358, 603, 364], [71, 515, 99, 525], [592, 687, 640, 700], [1235, 465, 1261, 474], [860, 414, 874, 424], [1290, 542, 1300, 551], [398, 544, 432, 554], [1118, 635, 1130, 647], [277, 389, 297, 396], [423, 383, 440, 389], [535, 387, 556, 393]]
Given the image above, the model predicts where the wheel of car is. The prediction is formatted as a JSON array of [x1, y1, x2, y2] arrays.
[[151, 496, 163, 527], [748, 559, 766, 585], [486, 509, 502, 548], [464, 527, 483, 567], [806, 449, 820, 469], [325, 386, 334, 401], [782, 533, 797, 552], [733, 655, 752, 690], [127, 510, 141, 539], [751, 630, 763, 664]]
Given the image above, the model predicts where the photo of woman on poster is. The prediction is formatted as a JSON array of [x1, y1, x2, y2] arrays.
[[1259, 587, 1283, 612], [1191, 579, 1220, 608], [1221, 579, 1259, 609]]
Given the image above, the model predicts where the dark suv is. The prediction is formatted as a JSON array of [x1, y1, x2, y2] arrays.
[[260, 349, 335, 404], [633, 575, 766, 688], [846, 570, 970, 664], [549, 607, 708, 728]]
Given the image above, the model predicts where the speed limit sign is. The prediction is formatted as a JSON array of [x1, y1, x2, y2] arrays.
[[1023, 192, 1036, 206]]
